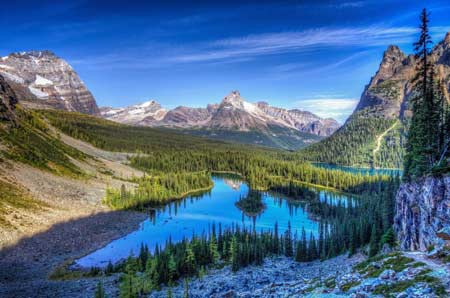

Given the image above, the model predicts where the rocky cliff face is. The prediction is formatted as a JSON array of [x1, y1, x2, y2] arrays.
[[394, 176, 450, 251], [354, 32, 450, 121], [0, 74, 18, 123], [0, 51, 99, 115], [101, 90, 339, 137], [162, 106, 213, 127], [257, 102, 339, 137]]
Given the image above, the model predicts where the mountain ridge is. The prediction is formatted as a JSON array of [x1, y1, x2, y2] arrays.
[[101, 90, 340, 137]]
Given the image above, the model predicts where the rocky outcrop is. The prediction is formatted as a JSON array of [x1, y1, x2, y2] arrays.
[[0, 51, 99, 115], [354, 32, 450, 121], [354, 45, 416, 120], [257, 102, 339, 136], [0, 74, 18, 123], [162, 106, 213, 127], [394, 176, 450, 251]]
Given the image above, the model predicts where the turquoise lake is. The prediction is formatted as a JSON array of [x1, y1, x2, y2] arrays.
[[312, 163, 402, 176], [76, 175, 349, 268]]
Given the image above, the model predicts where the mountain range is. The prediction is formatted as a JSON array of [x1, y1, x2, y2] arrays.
[[101, 90, 339, 135], [100, 91, 340, 149], [0, 50, 339, 149]]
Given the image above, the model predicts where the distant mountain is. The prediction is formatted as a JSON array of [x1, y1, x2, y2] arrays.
[[302, 32, 450, 168], [100, 100, 167, 125], [0, 50, 99, 115], [100, 91, 339, 149]]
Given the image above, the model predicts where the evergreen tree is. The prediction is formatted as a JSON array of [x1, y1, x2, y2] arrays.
[[209, 233, 220, 264], [273, 222, 279, 254], [284, 221, 293, 257], [167, 255, 177, 285], [230, 236, 239, 272], [183, 279, 189, 298], [184, 244, 196, 275], [95, 280, 107, 298], [404, 8, 447, 179], [380, 228, 396, 247], [166, 288, 173, 298], [368, 225, 379, 257]]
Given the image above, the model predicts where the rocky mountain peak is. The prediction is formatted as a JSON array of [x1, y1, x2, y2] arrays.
[[222, 90, 243, 106], [11, 50, 56, 59], [444, 32, 450, 46], [0, 50, 99, 115], [378, 45, 407, 74]]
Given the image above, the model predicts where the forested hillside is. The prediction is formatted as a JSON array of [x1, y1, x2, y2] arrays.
[[300, 113, 406, 168]]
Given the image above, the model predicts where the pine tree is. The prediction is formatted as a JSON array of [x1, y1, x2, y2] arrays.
[[184, 244, 196, 275], [95, 280, 107, 298], [209, 233, 220, 264], [120, 272, 137, 298], [166, 288, 173, 298], [183, 278, 189, 298], [368, 225, 379, 257], [308, 233, 317, 261], [273, 222, 279, 254], [230, 236, 239, 272], [167, 255, 177, 285], [284, 221, 293, 257], [381, 228, 396, 247], [404, 8, 441, 179]]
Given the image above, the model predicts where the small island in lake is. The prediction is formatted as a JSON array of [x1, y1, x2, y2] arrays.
[[235, 190, 266, 217]]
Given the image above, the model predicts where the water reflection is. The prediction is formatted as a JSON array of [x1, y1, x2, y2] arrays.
[[76, 175, 349, 268]]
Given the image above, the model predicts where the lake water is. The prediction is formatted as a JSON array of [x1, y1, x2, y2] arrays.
[[76, 175, 347, 268], [312, 163, 402, 176]]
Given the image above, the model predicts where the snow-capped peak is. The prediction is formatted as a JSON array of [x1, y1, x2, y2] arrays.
[[220, 90, 267, 120]]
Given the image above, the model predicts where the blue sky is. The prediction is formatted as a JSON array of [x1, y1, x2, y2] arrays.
[[1, 0, 450, 122]]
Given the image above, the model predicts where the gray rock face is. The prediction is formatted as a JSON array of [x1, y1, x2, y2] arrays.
[[354, 31, 450, 121], [162, 106, 213, 127], [0, 51, 99, 115], [394, 176, 450, 251], [257, 102, 340, 137], [0, 74, 18, 123]]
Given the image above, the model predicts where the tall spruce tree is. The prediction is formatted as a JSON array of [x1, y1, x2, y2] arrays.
[[404, 8, 433, 179]]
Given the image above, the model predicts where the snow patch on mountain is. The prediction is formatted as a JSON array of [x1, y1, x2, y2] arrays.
[[28, 86, 48, 98], [33, 75, 53, 86]]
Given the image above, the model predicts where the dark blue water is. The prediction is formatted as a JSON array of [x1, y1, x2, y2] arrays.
[[76, 176, 347, 268], [312, 163, 402, 176]]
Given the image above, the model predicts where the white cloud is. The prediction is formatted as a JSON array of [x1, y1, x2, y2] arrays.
[[171, 26, 431, 63], [294, 98, 359, 123], [71, 26, 450, 69]]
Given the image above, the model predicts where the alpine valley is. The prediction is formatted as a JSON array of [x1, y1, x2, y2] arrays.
[[0, 4, 450, 298]]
